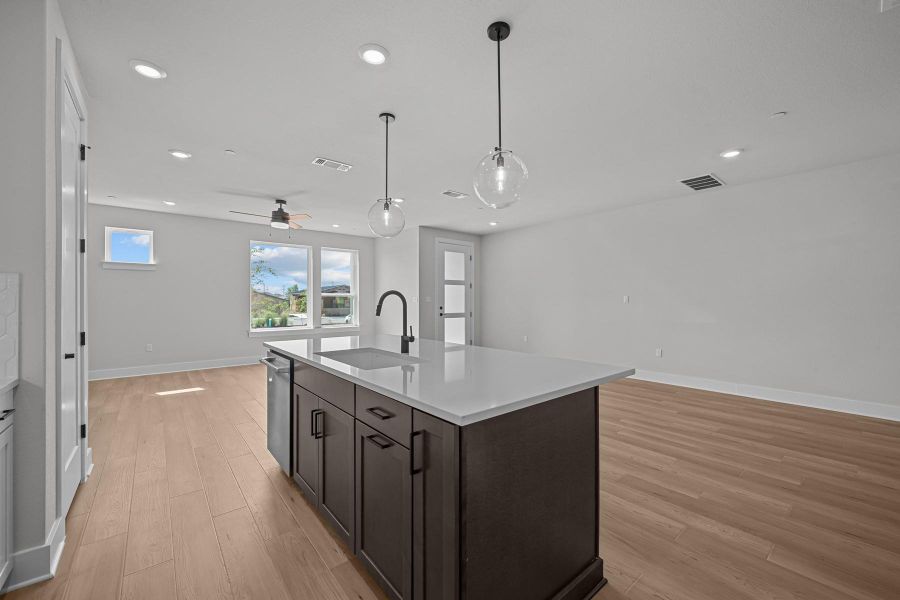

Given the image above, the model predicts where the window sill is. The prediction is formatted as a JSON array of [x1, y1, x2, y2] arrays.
[[248, 326, 361, 339], [102, 261, 157, 271]]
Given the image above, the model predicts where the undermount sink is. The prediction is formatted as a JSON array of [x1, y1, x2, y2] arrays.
[[315, 347, 423, 370]]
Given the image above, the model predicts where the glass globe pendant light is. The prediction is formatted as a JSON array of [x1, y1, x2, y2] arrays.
[[368, 112, 406, 238], [473, 21, 527, 209]]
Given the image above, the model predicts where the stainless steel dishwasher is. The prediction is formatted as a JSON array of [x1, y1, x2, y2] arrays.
[[261, 351, 291, 474]]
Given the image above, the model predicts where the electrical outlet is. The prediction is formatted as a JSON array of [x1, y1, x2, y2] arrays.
[[523, 335, 528, 343], [145, 343, 153, 352], [655, 348, 663, 358], [623, 295, 630, 304]]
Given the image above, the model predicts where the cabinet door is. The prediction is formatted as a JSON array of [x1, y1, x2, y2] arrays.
[[412, 411, 459, 600], [318, 400, 354, 545], [355, 422, 411, 600], [293, 387, 319, 501], [0, 422, 12, 588]]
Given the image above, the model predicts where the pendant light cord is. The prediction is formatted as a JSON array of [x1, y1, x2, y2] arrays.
[[385, 116, 389, 200], [496, 31, 502, 150]]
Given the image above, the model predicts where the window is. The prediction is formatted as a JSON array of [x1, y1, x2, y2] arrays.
[[320, 248, 357, 327], [105, 227, 154, 264], [250, 241, 311, 330]]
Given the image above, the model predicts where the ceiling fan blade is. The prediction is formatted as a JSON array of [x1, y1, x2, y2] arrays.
[[219, 189, 275, 200], [289, 222, 303, 230], [289, 213, 312, 220], [219, 188, 308, 200], [228, 210, 269, 218]]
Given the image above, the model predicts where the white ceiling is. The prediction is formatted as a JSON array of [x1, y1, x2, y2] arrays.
[[60, 0, 900, 236]]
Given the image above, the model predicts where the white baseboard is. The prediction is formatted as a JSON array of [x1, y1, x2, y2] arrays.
[[88, 355, 261, 380], [1, 515, 66, 593], [632, 369, 900, 422]]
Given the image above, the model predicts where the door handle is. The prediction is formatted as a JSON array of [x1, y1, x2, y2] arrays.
[[311, 409, 324, 439], [260, 356, 291, 373], [410, 430, 423, 475], [365, 434, 393, 450], [439, 305, 443, 317], [365, 406, 394, 420], [64, 353, 75, 359], [0, 409, 14, 422]]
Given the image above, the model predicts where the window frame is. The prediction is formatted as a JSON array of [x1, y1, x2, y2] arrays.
[[319, 247, 359, 328], [249, 240, 314, 334], [103, 226, 156, 269]]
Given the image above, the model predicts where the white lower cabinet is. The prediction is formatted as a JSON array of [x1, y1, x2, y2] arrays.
[[0, 413, 13, 590]]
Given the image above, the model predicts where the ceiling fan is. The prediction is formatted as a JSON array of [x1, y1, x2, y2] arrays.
[[229, 198, 311, 230]]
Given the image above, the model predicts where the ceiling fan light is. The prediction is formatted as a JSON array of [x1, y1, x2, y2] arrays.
[[270, 221, 289, 229]]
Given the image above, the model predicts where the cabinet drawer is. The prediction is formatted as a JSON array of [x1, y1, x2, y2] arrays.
[[356, 387, 411, 447], [294, 362, 354, 414]]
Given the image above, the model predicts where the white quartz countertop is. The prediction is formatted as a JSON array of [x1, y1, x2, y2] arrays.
[[265, 335, 633, 425], [0, 377, 17, 395]]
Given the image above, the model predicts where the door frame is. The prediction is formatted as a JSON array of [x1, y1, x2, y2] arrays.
[[54, 37, 90, 523], [433, 237, 475, 345]]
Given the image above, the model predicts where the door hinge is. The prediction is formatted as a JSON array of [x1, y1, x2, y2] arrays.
[[80, 424, 86, 439], [80, 144, 90, 161], [80, 331, 86, 346], [80, 238, 86, 253]]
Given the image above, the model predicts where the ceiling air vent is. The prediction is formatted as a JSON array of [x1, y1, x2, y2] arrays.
[[312, 157, 352, 172], [441, 189, 469, 199], [680, 173, 725, 191]]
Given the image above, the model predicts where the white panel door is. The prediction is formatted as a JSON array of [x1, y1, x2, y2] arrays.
[[59, 80, 82, 516], [435, 240, 474, 345]]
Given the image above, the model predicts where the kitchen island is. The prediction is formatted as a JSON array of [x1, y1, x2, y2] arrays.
[[264, 335, 633, 600]]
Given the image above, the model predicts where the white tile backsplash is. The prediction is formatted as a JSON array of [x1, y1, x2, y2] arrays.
[[0, 273, 19, 383]]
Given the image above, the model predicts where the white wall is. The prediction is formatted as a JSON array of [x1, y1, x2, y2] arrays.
[[373, 228, 419, 337], [0, 0, 87, 575], [0, 0, 87, 587], [87, 205, 375, 377], [481, 153, 900, 416]]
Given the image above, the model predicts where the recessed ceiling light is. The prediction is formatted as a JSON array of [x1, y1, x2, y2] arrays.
[[224, 149, 236, 156], [106, 195, 117, 199], [168, 149, 192, 159], [489, 222, 498, 227], [719, 149, 742, 159], [358, 43, 389, 65], [163, 201, 176, 206], [129, 59, 167, 79], [332, 224, 340, 228], [770, 111, 788, 119]]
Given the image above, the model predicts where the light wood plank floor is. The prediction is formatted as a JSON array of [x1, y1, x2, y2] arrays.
[[4, 367, 899, 599]]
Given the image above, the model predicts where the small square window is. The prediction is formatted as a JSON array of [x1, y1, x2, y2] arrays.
[[105, 227, 154, 264]]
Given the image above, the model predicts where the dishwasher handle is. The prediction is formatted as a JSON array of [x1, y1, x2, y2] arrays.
[[260, 356, 291, 373]]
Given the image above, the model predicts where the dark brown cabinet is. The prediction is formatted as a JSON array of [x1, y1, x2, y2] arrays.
[[355, 421, 412, 600], [412, 411, 458, 600], [287, 363, 604, 600], [293, 387, 319, 500], [292, 385, 354, 545], [319, 399, 354, 541]]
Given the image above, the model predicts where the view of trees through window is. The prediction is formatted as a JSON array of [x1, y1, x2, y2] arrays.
[[250, 242, 309, 329], [321, 249, 356, 326]]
